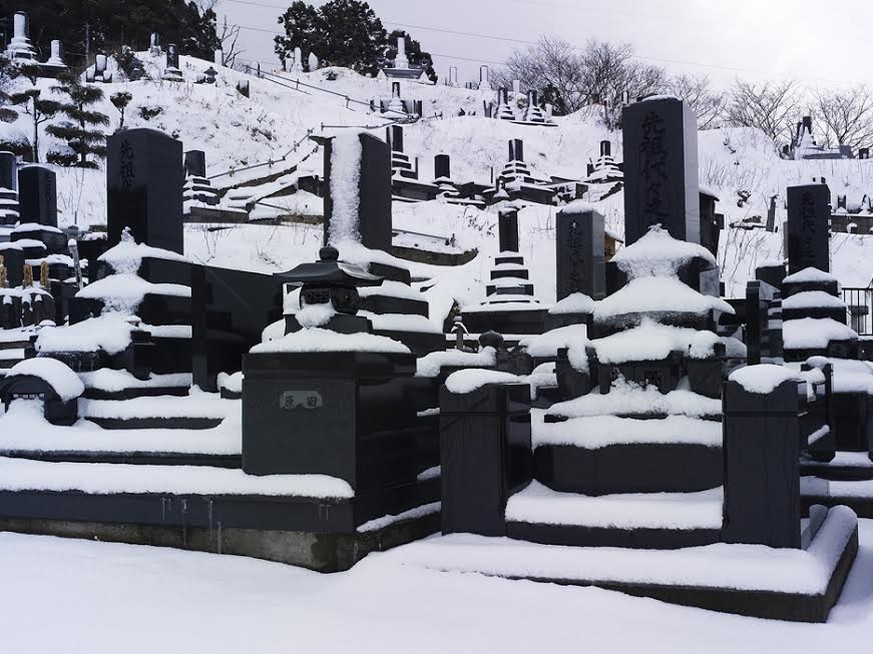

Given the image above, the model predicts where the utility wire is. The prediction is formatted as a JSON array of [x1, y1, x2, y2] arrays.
[[219, 0, 862, 85]]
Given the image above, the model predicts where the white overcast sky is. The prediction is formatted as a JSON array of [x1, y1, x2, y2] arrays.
[[216, 0, 871, 89]]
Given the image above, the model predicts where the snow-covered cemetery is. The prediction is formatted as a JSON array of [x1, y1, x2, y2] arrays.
[[3, 1, 873, 650]]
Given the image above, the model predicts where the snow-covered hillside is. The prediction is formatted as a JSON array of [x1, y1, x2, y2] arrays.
[[9, 52, 873, 307]]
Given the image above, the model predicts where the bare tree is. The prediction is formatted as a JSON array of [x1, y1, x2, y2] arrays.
[[218, 15, 243, 68], [810, 86, 873, 151], [497, 37, 665, 127], [577, 40, 666, 129], [724, 78, 801, 144], [667, 74, 725, 129], [496, 36, 586, 115]]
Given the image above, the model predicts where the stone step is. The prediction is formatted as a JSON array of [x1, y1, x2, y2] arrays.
[[505, 481, 723, 549], [0, 450, 240, 468], [533, 415, 723, 494]]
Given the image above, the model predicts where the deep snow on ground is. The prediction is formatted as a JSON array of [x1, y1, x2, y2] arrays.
[[0, 520, 871, 653], [10, 52, 873, 303]]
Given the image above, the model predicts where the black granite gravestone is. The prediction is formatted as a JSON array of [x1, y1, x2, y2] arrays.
[[0, 244, 23, 287], [434, 154, 450, 180], [191, 264, 285, 391], [498, 208, 519, 253], [107, 128, 184, 254], [387, 125, 403, 152], [167, 44, 179, 69], [722, 379, 801, 548], [745, 280, 783, 366], [17, 165, 57, 227], [322, 132, 392, 253], [184, 150, 206, 178], [0, 151, 15, 191], [622, 97, 700, 245], [440, 382, 532, 536], [555, 206, 605, 301], [787, 183, 830, 274]]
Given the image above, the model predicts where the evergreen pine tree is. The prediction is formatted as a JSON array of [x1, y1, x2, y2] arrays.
[[9, 63, 61, 163], [0, 55, 18, 124], [110, 91, 133, 130], [313, 0, 388, 76], [274, 1, 322, 68], [46, 72, 110, 168]]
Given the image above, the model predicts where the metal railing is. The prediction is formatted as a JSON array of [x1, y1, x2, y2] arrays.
[[842, 287, 873, 335], [208, 129, 315, 181]]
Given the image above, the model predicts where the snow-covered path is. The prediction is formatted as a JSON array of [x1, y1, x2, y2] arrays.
[[1, 522, 872, 653]]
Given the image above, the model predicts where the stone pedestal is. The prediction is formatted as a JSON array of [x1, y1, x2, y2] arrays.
[[440, 382, 532, 536], [242, 351, 435, 492], [723, 379, 801, 547]]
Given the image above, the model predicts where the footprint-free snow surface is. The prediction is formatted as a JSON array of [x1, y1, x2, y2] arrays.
[[1, 521, 872, 653]]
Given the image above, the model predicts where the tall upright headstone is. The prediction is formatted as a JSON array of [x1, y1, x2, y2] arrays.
[[166, 44, 179, 69], [786, 183, 830, 274], [394, 35, 409, 69], [0, 152, 16, 191], [8, 11, 36, 59], [478, 65, 491, 90], [622, 97, 700, 245], [46, 40, 65, 67], [498, 209, 519, 253], [17, 165, 57, 227], [322, 132, 392, 253], [387, 125, 403, 153], [184, 150, 207, 178], [107, 128, 184, 254], [555, 206, 606, 301], [434, 154, 450, 180]]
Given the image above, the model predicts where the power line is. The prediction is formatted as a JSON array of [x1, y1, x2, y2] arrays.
[[220, 2, 863, 85], [233, 24, 505, 65]]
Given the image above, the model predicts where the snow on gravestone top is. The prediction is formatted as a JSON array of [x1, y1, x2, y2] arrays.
[[518, 324, 589, 359], [728, 364, 801, 394], [415, 346, 497, 378], [594, 276, 734, 323], [782, 266, 838, 285], [590, 319, 719, 364], [75, 273, 190, 314], [611, 225, 715, 279], [35, 313, 138, 355], [533, 414, 722, 449], [98, 231, 189, 275], [250, 327, 409, 354], [444, 369, 522, 394], [217, 371, 243, 394], [327, 132, 363, 246], [548, 292, 596, 315], [548, 377, 721, 418], [781, 291, 847, 310], [783, 317, 857, 349], [11, 222, 63, 235], [6, 358, 85, 401]]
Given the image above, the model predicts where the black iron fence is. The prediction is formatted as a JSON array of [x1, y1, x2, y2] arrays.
[[842, 287, 873, 335]]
